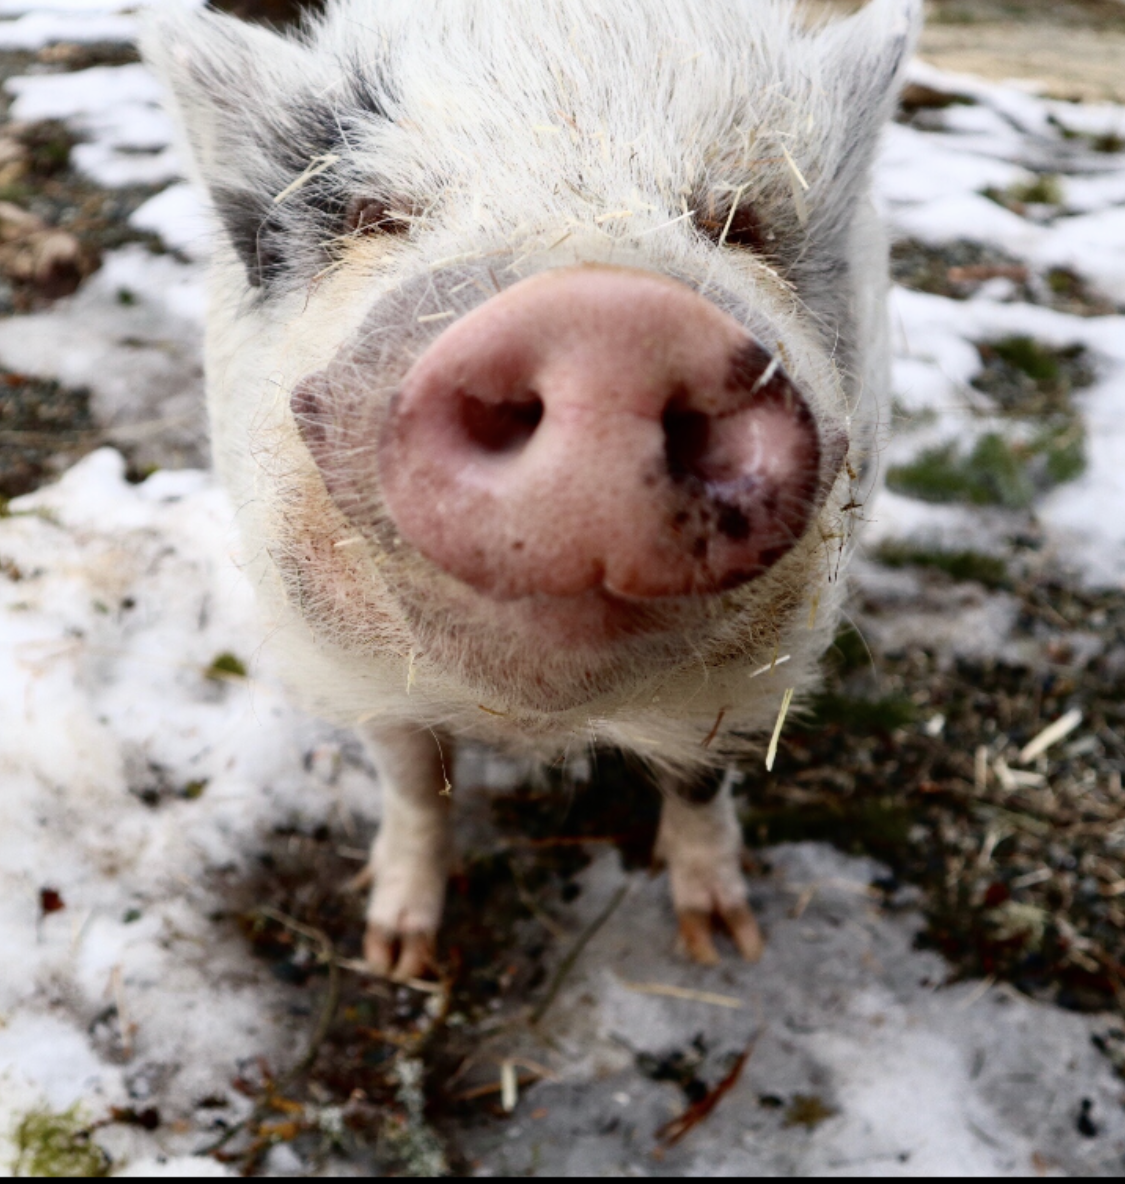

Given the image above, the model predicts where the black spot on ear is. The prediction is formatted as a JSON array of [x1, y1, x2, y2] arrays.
[[212, 186, 281, 289], [211, 71, 401, 291]]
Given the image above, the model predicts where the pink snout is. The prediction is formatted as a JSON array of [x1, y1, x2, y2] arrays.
[[378, 265, 826, 600]]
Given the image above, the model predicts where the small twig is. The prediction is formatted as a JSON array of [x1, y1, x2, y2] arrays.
[[656, 1030, 760, 1147], [450, 1071, 543, 1104], [618, 980, 745, 1010], [530, 883, 630, 1026], [701, 707, 727, 749]]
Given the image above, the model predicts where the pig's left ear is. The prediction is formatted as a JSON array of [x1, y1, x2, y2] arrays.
[[806, 0, 922, 226], [142, 7, 359, 290]]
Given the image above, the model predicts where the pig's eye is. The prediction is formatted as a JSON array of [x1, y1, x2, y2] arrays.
[[344, 197, 413, 237], [694, 196, 764, 253]]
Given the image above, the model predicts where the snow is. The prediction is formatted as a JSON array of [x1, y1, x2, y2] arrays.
[[0, 451, 375, 1174], [7, 65, 181, 187], [0, 13, 1124, 1178], [130, 182, 212, 262], [0, 0, 200, 13], [0, 11, 135, 46]]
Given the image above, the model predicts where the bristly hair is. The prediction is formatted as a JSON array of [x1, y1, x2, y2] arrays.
[[141, 0, 919, 758]]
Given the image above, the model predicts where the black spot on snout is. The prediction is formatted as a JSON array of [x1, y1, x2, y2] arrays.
[[716, 502, 750, 542], [662, 399, 710, 484]]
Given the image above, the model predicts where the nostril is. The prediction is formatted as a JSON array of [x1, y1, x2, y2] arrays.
[[459, 390, 544, 454], [663, 397, 711, 483]]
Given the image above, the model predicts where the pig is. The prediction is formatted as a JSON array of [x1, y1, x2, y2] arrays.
[[144, 0, 920, 978]]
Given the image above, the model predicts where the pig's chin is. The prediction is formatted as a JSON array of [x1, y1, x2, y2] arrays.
[[395, 574, 725, 714]]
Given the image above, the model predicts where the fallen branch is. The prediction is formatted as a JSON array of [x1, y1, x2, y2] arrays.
[[530, 883, 630, 1025], [656, 1030, 760, 1148]]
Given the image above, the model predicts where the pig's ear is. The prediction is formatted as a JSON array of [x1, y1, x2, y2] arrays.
[[142, 7, 340, 290], [808, 0, 922, 222]]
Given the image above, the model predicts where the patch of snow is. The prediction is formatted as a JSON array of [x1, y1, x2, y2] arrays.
[[0, 450, 379, 1172], [0, 245, 208, 470], [6, 64, 181, 187], [130, 182, 212, 262], [0, 0, 200, 12], [0, 11, 135, 46]]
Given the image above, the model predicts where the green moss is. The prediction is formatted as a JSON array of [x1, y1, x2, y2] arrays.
[[744, 797, 913, 857], [1008, 174, 1063, 206], [875, 543, 1010, 589], [206, 652, 247, 680], [0, 183, 31, 204], [1093, 132, 1125, 154], [889, 422, 1086, 510], [11, 1107, 110, 1177], [1047, 269, 1079, 296], [20, 122, 75, 177], [181, 779, 208, 800], [116, 287, 137, 306], [988, 336, 1060, 383], [887, 433, 1034, 509], [1037, 422, 1086, 484], [806, 691, 918, 733], [783, 1095, 839, 1130], [827, 625, 871, 675]]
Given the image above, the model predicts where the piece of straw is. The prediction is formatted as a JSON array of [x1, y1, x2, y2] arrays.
[[765, 688, 794, 771], [1018, 709, 1083, 764]]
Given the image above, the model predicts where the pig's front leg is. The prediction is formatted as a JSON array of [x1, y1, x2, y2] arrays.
[[655, 773, 764, 965], [359, 724, 453, 980]]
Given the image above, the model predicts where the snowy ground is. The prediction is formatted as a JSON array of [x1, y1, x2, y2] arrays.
[[1, 1, 1125, 1177]]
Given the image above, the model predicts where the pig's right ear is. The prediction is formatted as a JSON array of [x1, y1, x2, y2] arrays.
[[141, 7, 326, 289]]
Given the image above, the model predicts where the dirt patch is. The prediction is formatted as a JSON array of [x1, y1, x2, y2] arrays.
[[754, 578, 1125, 1016], [0, 368, 95, 500], [891, 239, 1120, 317]]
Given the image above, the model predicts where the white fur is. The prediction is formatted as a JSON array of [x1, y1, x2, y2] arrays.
[[144, 0, 920, 968]]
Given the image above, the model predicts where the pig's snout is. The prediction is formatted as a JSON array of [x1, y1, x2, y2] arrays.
[[377, 265, 826, 600]]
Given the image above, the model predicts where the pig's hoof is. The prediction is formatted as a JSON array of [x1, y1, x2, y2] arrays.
[[677, 903, 764, 965], [663, 849, 764, 964], [363, 924, 436, 981], [362, 843, 448, 980]]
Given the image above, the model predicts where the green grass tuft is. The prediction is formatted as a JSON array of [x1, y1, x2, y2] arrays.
[[988, 335, 1060, 383], [206, 652, 248, 680], [804, 691, 919, 733], [876, 543, 1010, 589], [11, 1107, 110, 1178], [887, 434, 1034, 509], [1008, 174, 1063, 206]]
